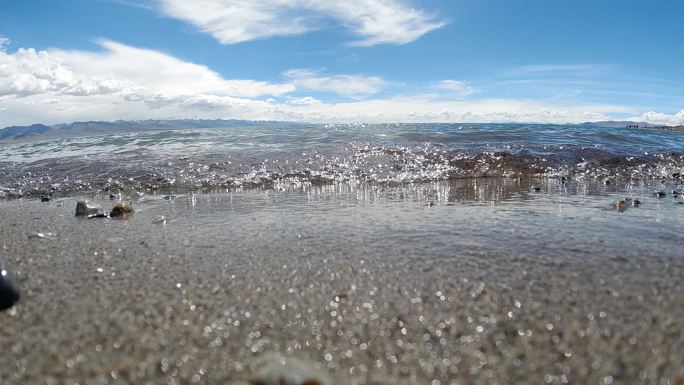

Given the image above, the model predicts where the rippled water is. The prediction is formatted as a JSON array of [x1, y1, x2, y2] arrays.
[[0, 123, 682, 198]]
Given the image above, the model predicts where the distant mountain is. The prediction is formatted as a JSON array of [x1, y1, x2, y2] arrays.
[[0, 119, 299, 143], [0, 124, 54, 141]]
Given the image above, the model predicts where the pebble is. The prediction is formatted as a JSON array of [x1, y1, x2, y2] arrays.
[[241, 354, 334, 385], [532, 186, 541, 192], [153, 216, 167, 224], [654, 190, 666, 198], [28, 232, 57, 240], [614, 199, 628, 211], [75, 201, 105, 218], [40, 195, 50, 202], [0, 265, 20, 311], [110, 202, 135, 218]]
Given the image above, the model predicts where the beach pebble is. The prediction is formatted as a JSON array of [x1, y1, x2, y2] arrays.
[[654, 190, 666, 198], [532, 186, 541, 192], [75, 200, 105, 217], [0, 266, 20, 311], [40, 195, 51, 202], [244, 354, 335, 385], [153, 216, 167, 224], [28, 232, 57, 240], [614, 199, 628, 211], [110, 202, 134, 218]]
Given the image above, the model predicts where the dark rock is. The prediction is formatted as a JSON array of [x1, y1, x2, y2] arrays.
[[532, 186, 541, 192], [0, 266, 20, 311], [110, 202, 134, 217], [41, 196, 51, 202], [632, 199, 641, 206], [75, 200, 105, 217], [654, 190, 666, 198]]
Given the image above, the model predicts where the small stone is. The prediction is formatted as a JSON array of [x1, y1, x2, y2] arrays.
[[75, 200, 105, 217], [248, 354, 334, 385], [532, 186, 541, 192], [427, 201, 435, 207], [603, 178, 613, 185], [614, 199, 628, 212], [673, 172, 681, 179], [632, 199, 641, 206], [153, 216, 167, 224], [28, 232, 57, 240], [0, 265, 20, 311], [654, 190, 666, 198], [41, 195, 50, 202], [672, 190, 681, 197], [110, 202, 134, 218]]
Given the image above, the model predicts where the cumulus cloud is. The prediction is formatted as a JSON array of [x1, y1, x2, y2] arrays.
[[156, 0, 446, 46], [0, 40, 294, 100], [284, 69, 390, 98], [631, 110, 684, 126], [0, 39, 673, 128]]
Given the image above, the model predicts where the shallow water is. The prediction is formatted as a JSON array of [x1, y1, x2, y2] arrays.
[[1, 123, 683, 198], [0, 181, 683, 384]]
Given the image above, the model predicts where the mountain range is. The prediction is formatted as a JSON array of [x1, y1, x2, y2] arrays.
[[0, 119, 297, 143], [1, 119, 682, 143]]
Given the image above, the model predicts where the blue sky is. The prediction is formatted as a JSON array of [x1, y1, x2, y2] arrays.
[[1, 0, 683, 126]]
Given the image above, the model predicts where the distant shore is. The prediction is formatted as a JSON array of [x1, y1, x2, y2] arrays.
[[625, 124, 684, 132]]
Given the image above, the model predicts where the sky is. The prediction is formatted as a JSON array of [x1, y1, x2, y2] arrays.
[[1, 0, 684, 127]]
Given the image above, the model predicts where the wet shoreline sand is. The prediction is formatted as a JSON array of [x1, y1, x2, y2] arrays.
[[1, 180, 683, 384]]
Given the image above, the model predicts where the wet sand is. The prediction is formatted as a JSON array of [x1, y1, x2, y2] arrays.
[[1, 181, 683, 385]]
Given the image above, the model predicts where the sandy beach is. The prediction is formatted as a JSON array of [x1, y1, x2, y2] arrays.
[[1, 181, 683, 385]]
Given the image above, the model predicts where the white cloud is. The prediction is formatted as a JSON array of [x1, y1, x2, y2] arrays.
[[0, 35, 10, 51], [284, 69, 389, 98], [286, 96, 322, 105], [434, 80, 474, 96], [156, 0, 446, 46], [0, 39, 675, 128], [630, 110, 684, 126], [0, 40, 294, 100]]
